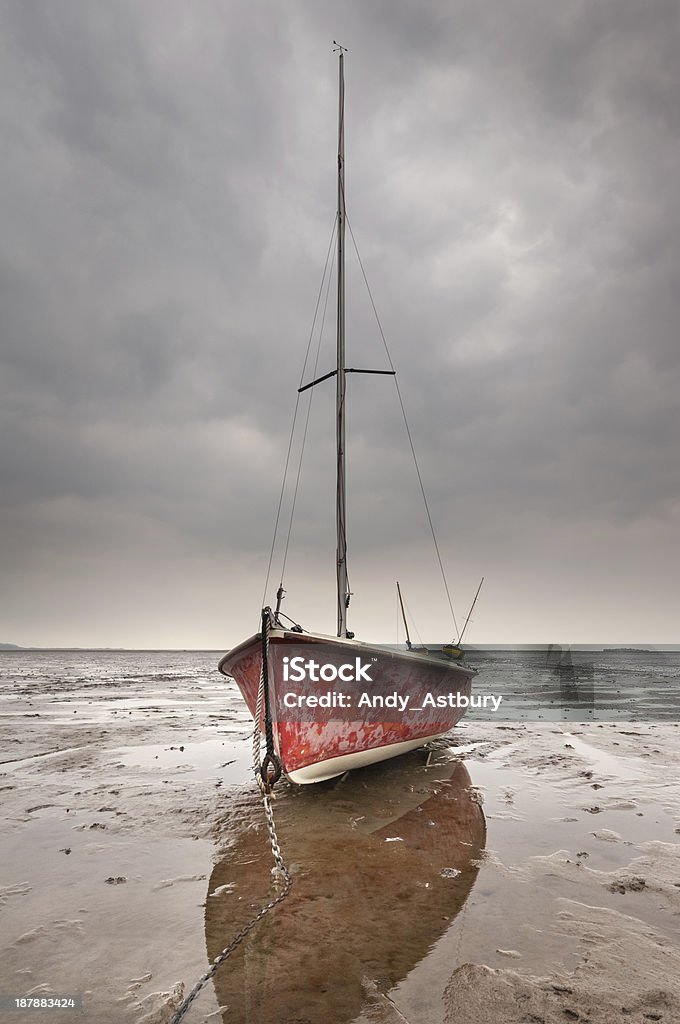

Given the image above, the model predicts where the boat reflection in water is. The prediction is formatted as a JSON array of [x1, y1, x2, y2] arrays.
[[205, 748, 486, 1024]]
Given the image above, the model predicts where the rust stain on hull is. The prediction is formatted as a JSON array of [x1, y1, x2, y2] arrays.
[[219, 632, 474, 778]]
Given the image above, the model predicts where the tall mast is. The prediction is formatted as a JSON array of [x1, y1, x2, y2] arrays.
[[336, 48, 349, 638]]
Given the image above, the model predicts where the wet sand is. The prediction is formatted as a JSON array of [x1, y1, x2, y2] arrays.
[[1, 652, 680, 1023]]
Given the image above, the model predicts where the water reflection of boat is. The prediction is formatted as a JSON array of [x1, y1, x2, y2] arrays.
[[205, 750, 485, 1024]]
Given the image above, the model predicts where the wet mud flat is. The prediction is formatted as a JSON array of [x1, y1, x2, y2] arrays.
[[1, 652, 680, 1024]]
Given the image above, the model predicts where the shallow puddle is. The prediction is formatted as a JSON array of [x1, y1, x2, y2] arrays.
[[202, 736, 680, 1024], [110, 738, 251, 786], [206, 750, 485, 1024]]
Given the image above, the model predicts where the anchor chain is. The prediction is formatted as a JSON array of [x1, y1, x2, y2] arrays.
[[169, 608, 291, 1024], [254, 607, 283, 793]]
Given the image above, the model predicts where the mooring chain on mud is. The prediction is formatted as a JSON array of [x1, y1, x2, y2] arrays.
[[169, 608, 291, 1024], [254, 610, 288, 878]]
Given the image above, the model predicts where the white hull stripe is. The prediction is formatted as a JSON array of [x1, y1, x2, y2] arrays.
[[285, 732, 451, 784]]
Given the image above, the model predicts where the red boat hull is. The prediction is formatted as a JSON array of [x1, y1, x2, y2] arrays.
[[219, 628, 474, 783]]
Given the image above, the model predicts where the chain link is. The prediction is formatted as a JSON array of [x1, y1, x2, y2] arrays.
[[169, 612, 291, 1024]]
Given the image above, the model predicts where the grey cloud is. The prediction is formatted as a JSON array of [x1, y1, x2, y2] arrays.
[[1, 0, 679, 646]]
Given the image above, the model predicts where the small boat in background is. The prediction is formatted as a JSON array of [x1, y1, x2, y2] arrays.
[[219, 48, 479, 785]]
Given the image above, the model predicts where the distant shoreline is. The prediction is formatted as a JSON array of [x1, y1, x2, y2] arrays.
[[2, 644, 680, 653], [0, 645, 226, 653]]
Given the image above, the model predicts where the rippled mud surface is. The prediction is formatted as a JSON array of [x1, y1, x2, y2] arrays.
[[2, 651, 680, 1024]]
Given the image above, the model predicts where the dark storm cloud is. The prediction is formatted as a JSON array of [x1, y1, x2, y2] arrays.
[[1, 0, 679, 646]]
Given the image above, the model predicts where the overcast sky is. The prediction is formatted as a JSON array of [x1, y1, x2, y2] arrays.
[[1, 0, 679, 648]]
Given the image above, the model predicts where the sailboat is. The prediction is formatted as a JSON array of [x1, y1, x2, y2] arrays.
[[219, 49, 477, 785]]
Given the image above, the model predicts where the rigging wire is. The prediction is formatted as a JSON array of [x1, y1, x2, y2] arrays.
[[345, 213, 461, 640], [260, 215, 339, 615], [279, 220, 338, 585]]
